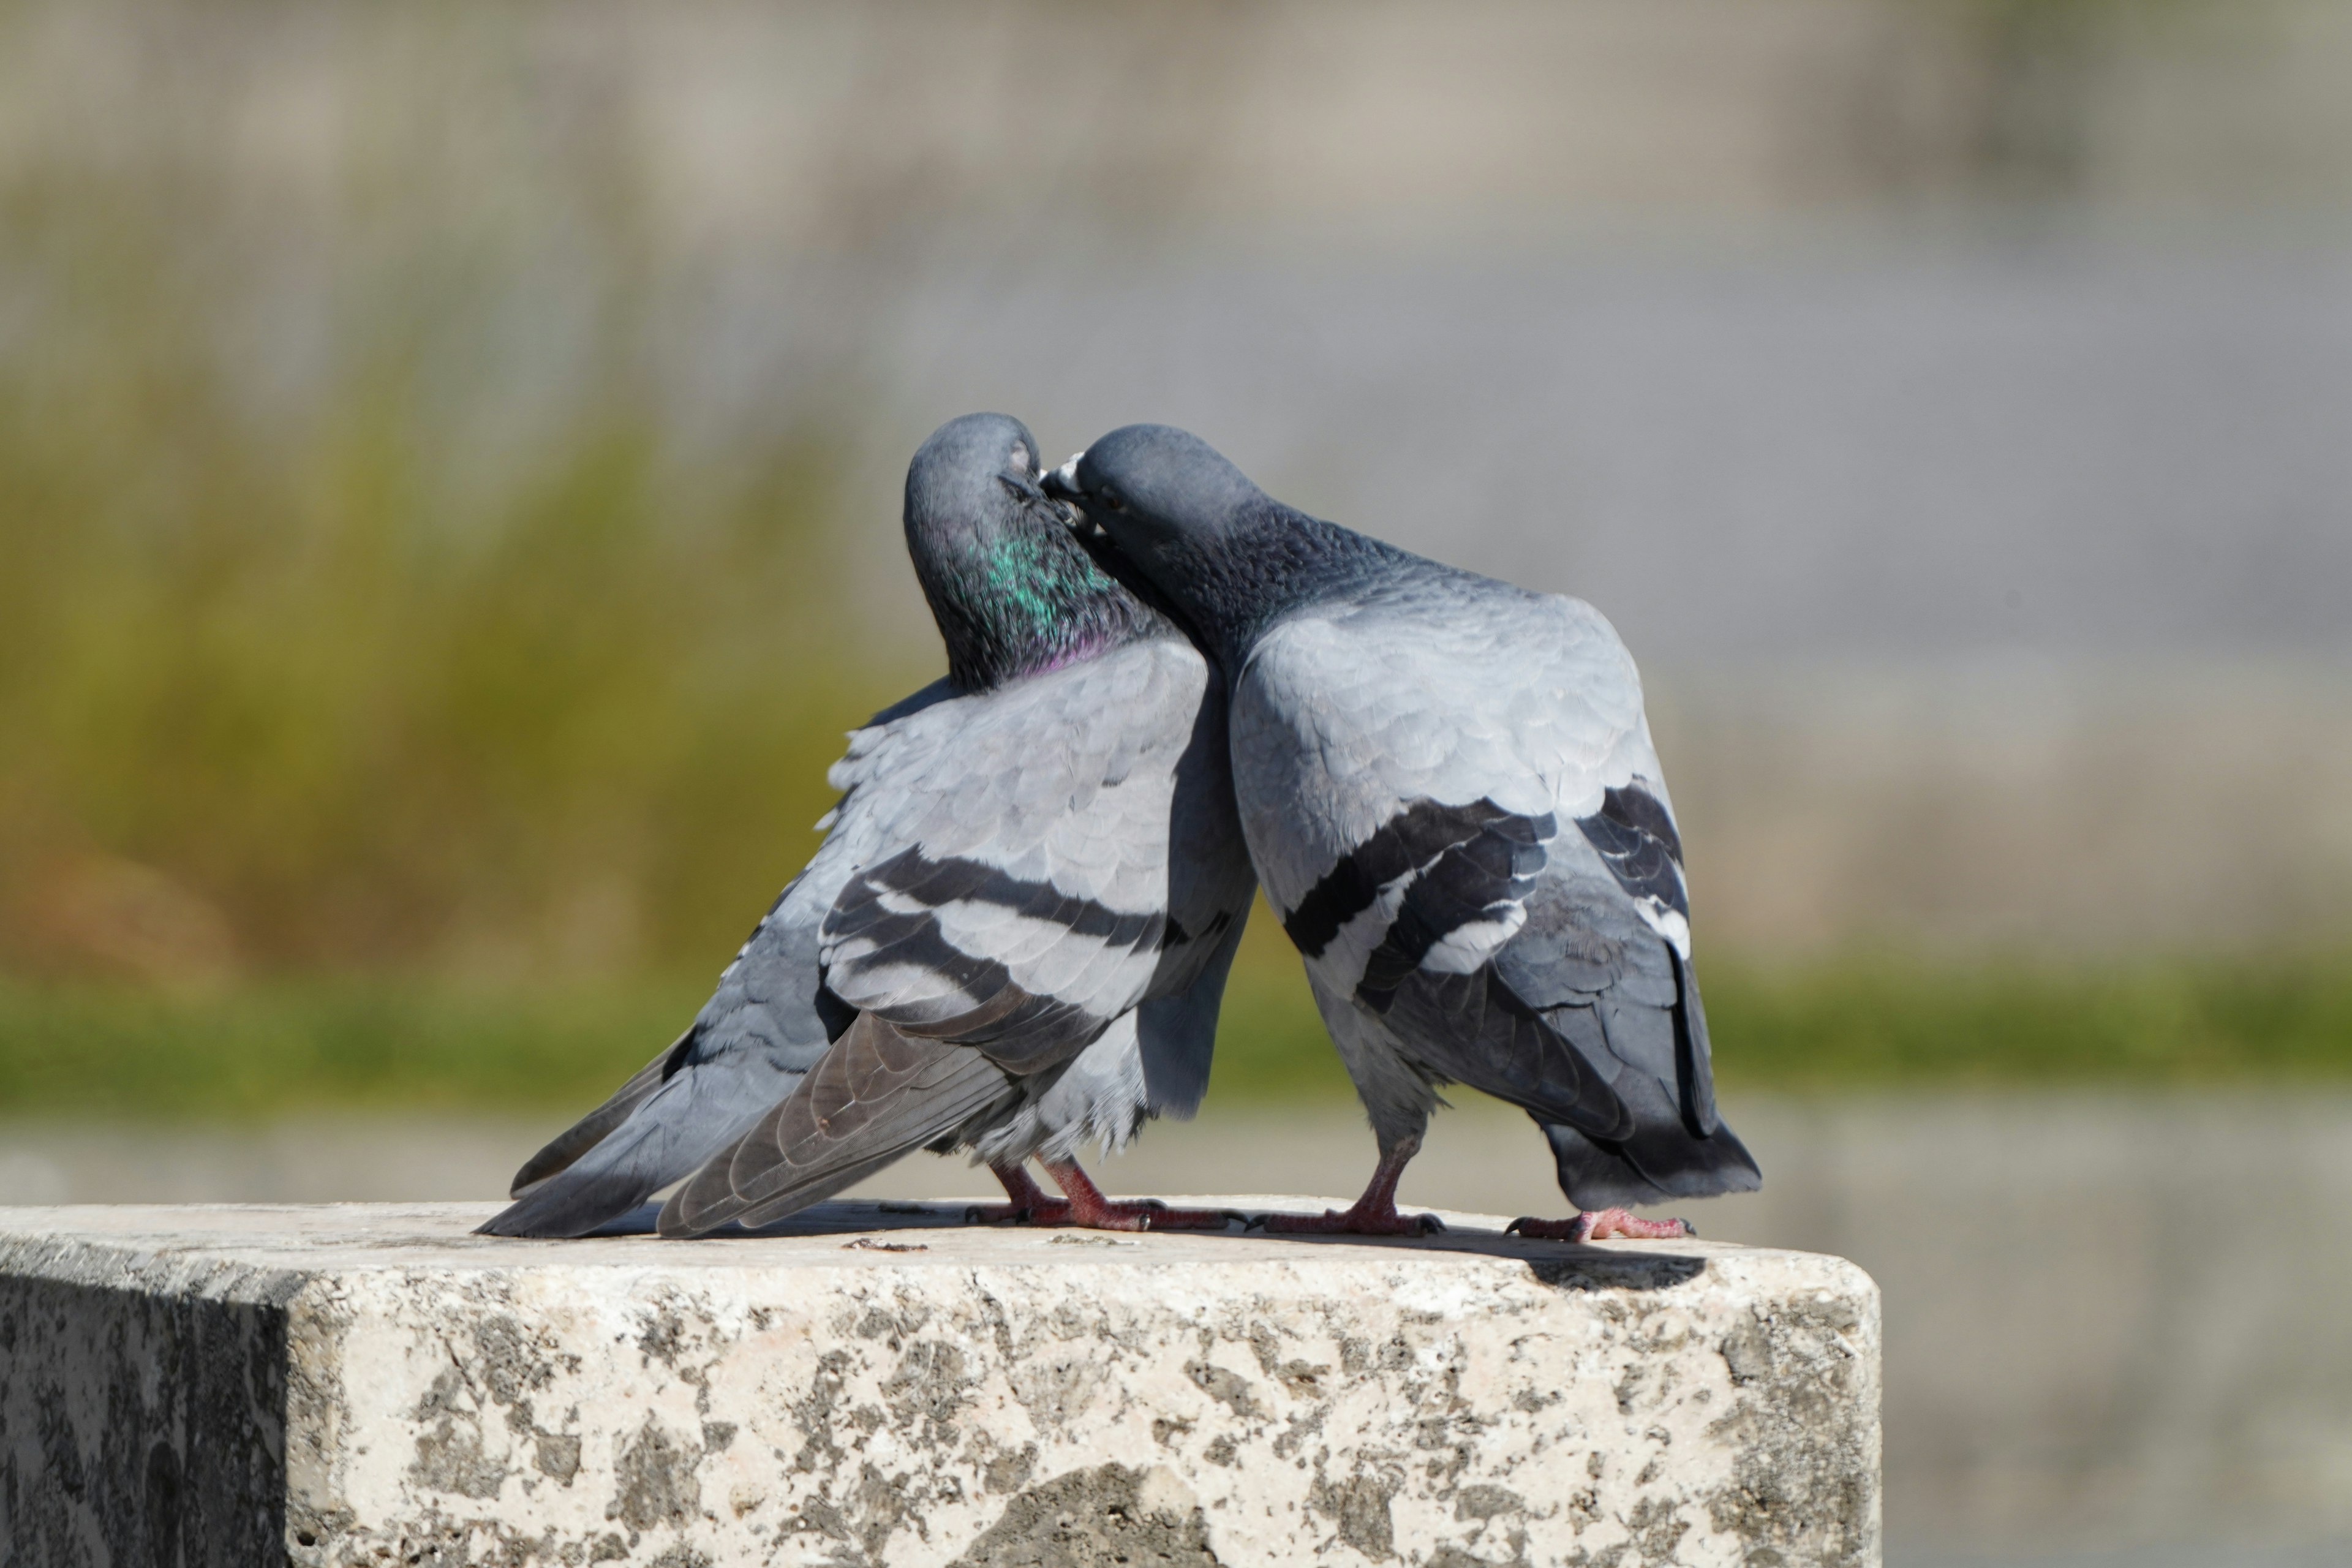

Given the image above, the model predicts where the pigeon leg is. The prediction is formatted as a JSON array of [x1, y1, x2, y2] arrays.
[[963, 1162, 1071, 1224], [1038, 1159, 1241, 1232], [963, 1160, 1238, 1230], [1507, 1208, 1693, 1242], [1258, 1137, 1444, 1237]]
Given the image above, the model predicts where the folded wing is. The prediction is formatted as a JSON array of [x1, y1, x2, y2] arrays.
[[821, 639, 1218, 1073], [475, 682, 966, 1238], [659, 1012, 1019, 1235], [475, 843, 859, 1237], [662, 639, 1246, 1235], [1242, 582, 1754, 1200]]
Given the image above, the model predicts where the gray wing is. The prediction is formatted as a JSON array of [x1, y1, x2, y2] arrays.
[[966, 665, 1257, 1160], [659, 1012, 1018, 1237], [477, 682, 962, 1238], [697, 634, 1251, 1207], [818, 638, 1223, 1078], [1132, 907, 1249, 1118], [1497, 831, 1758, 1207], [1236, 584, 1678, 963], [1132, 660, 1257, 1118], [476, 845, 861, 1236], [1234, 582, 1747, 1185]]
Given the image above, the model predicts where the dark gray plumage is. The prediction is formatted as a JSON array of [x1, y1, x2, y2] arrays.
[[480, 414, 1254, 1238], [1046, 424, 1758, 1238]]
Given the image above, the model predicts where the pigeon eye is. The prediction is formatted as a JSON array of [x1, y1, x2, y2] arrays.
[[1099, 486, 1126, 511]]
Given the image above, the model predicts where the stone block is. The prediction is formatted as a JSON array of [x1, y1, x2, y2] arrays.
[[0, 1199, 1879, 1566]]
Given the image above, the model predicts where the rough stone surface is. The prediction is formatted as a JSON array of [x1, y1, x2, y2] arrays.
[[0, 1199, 1879, 1567]]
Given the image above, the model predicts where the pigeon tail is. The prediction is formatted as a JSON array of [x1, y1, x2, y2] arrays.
[[659, 1013, 1019, 1237], [1379, 967, 1634, 1140], [1539, 1115, 1763, 1212], [505, 1028, 695, 1199], [477, 1033, 789, 1239], [477, 1154, 672, 1240], [1531, 951, 1759, 1212]]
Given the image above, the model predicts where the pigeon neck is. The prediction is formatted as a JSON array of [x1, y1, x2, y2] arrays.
[[1186, 504, 1414, 669], [924, 517, 1157, 692]]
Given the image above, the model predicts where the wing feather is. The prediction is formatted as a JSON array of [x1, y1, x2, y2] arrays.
[[497, 627, 1257, 1241], [658, 1012, 1017, 1237], [818, 641, 1213, 1053], [1234, 574, 1752, 1202]]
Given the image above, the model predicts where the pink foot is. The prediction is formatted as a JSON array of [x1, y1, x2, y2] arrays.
[[1044, 1159, 1241, 1232], [1091, 1200, 1243, 1231], [1256, 1139, 1443, 1236], [1507, 1208, 1694, 1242], [1258, 1199, 1444, 1237], [965, 1163, 1065, 1225], [964, 1161, 1240, 1232]]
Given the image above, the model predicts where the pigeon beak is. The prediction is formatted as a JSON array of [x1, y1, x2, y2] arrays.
[[1039, 455, 1095, 533], [1040, 454, 1083, 503]]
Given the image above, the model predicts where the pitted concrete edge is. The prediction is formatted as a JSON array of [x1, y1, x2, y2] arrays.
[[0, 1228, 312, 1565], [1, 1202, 1880, 1568]]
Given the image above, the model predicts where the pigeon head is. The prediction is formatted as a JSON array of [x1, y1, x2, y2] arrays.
[[904, 412, 1158, 692], [1044, 424, 1263, 549], [1044, 423, 1403, 668]]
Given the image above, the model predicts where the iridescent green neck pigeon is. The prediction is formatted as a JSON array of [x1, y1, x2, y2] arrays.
[[480, 413, 1254, 1238]]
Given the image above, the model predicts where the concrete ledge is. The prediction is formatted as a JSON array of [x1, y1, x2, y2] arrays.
[[1, 1199, 1879, 1567]]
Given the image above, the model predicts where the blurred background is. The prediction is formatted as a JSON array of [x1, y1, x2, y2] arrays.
[[2, 1, 2348, 1562]]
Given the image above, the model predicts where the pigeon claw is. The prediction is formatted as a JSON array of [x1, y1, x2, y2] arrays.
[[968, 1162, 1243, 1232], [1256, 1203, 1445, 1238], [1507, 1208, 1694, 1242], [962, 1196, 1240, 1232], [1252, 1139, 1442, 1235], [1125, 1204, 1252, 1232], [1040, 1159, 1240, 1231], [1067, 1198, 1243, 1233]]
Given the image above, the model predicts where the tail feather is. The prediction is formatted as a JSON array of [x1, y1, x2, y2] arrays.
[[1535, 951, 1761, 1212], [476, 1038, 794, 1239], [1540, 1114, 1763, 1211], [1382, 968, 1634, 1140], [659, 1014, 1016, 1237], [477, 1152, 676, 1240], [508, 1029, 695, 1198]]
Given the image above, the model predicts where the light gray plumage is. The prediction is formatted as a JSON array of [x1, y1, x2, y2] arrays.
[[480, 414, 1253, 1238], [1046, 424, 1757, 1227]]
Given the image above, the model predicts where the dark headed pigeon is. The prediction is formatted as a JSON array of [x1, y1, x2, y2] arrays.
[[480, 413, 1254, 1238], [1044, 424, 1759, 1240]]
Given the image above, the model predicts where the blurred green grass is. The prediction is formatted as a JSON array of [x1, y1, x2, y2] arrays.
[[4, 940, 2347, 1118], [0, 108, 899, 986], [1186, 931, 2352, 1103], [1703, 948, 2352, 1087]]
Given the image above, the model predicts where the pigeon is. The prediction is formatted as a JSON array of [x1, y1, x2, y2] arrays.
[[1043, 424, 1760, 1240], [478, 413, 1254, 1238]]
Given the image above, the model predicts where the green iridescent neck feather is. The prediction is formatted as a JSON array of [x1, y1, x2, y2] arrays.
[[919, 513, 1161, 692]]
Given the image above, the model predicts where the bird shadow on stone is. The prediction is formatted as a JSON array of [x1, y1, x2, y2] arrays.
[[1191, 1213, 1711, 1292], [581, 1199, 973, 1238], [581, 1199, 1706, 1292]]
